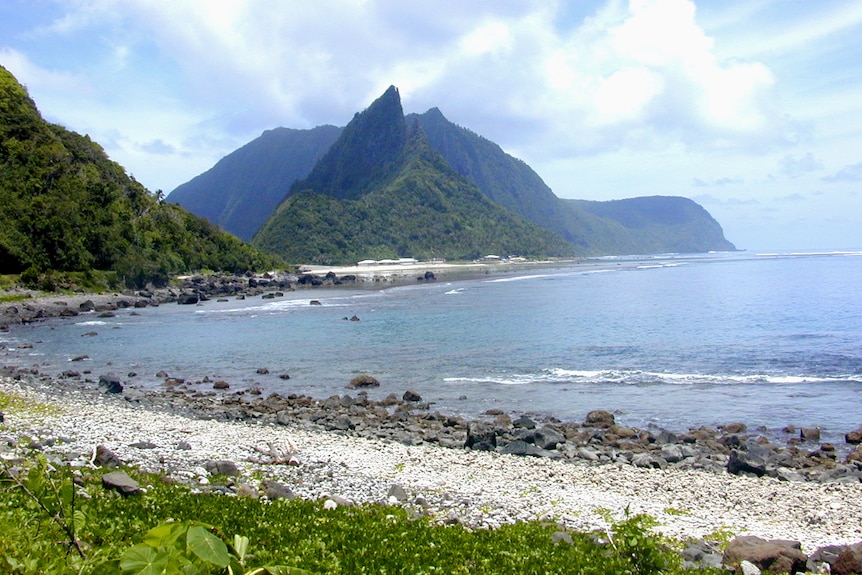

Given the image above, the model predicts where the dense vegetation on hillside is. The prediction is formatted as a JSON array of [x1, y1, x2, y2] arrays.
[[0, 65, 281, 288], [168, 125, 342, 241], [172, 90, 735, 259], [572, 197, 736, 253], [254, 125, 573, 264], [253, 87, 574, 264], [413, 109, 735, 255]]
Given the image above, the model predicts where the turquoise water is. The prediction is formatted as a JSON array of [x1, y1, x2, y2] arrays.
[[5, 250, 862, 443]]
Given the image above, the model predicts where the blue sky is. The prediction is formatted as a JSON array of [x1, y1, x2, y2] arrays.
[[2, 0, 861, 251]]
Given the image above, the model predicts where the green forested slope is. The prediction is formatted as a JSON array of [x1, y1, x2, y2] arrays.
[[0, 65, 281, 287], [167, 125, 342, 241], [571, 196, 736, 253], [253, 89, 573, 264]]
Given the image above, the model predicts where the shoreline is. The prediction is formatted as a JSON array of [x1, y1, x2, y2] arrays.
[[2, 373, 862, 554], [0, 259, 579, 330]]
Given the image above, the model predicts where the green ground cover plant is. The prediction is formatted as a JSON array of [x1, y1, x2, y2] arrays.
[[0, 457, 725, 575]]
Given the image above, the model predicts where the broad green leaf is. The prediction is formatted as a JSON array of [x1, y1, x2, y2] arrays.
[[143, 522, 187, 548], [119, 543, 170, 575], [187, 525, 230, 567]]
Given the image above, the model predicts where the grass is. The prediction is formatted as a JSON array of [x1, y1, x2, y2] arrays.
[[0, 390, 62, 418], [0, 460, 727, 575]]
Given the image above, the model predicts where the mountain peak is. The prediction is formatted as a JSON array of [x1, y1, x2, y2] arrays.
[[288, 86, 407, 201]]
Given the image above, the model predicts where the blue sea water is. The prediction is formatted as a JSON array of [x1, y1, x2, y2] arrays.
[[4, 250, 862, 444]]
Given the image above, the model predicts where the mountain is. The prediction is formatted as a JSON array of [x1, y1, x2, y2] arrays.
[[410, 108, 735, 255], [571, 196, 736, 253], [252, 87, 574, 264], [168, 124, 342, 241], [0, 65, 281, 287], [170, 87, 736, 258]]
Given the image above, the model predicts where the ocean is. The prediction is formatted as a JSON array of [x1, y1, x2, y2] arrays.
[[4, 250, 862, 445]]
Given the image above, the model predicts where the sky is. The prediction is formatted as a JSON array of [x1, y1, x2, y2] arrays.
[[2, 0, 861, 251]]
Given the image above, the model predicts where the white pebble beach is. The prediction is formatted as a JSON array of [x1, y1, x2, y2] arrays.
[[2, 376, 861, 553]]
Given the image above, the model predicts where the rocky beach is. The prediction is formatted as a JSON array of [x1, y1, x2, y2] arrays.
[[3, 269, 862, 573]]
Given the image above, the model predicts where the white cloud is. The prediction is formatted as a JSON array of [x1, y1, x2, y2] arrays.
[[0, 48, 93, 97], [3, 0, 860, 250]]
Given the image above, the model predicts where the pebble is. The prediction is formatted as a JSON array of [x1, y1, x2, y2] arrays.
[[1, 376, 861, 552]]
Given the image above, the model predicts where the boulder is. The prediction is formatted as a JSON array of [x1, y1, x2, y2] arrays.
[[661, 444, 686, 463], [348, 375, 380, 389], [722, 422, 748, 434], [501, 440, 560, 458], [101, 471, 141, 496], [402, 390, 422, 402], [846, 427, 862, 445], [213, 380, 230, 390], [94, 445, 122, 468], [723, 536, 807, 575], [464, 421, 497, 451], [513, 415, 537, 429], [532, 425, 565, 450], [846, 444, 862, 464], [262, 480, 295, 501], [727, 442, 775, 477], [204, 459, 240, 477], [833, 543, 862, 575], [800, 427, 821, 442], [583, 410, 615, 428], [177, 294, 199, 305], [387, 484, 408, 503], [98, 373, 123, 394], [79, 300, 96, 312], [808, 545, 851, 574]]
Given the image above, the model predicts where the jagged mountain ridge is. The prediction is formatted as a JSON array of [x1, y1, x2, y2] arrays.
[[169, 87, 735, 257], [252, 87, 574, 264]]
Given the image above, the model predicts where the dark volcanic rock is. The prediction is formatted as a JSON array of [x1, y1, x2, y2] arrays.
[[532, 425, 565, 450], [501, 440, 560, 458], [465, 421, 497, 451], [727, 441, 774, 477], [98, 373, 123, 394], [402, 390, 422, 402]]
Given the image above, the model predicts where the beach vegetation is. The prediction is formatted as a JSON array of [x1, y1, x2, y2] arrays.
[[0, 460, 725, 574], [0, 389, 60, 417]]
